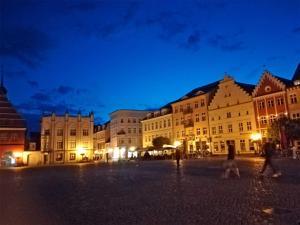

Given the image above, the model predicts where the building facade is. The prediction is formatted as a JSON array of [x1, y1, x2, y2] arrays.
[[93, 122, 110, 160], [252, 71, 292, 138], [109, 110, 150, 159], [171, 82, 218, 156], [41, 112, 94, 164], [141, 107, 173, 148], [208, 76, 256, 155], [287, 64, 300, 120], [0, 79, 26, 165]]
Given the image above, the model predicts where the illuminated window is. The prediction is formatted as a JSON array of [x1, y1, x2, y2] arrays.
[[196, 128, 200, 135], [203, 128, 207, 135], [240, 140, 246, 151], [247, 122, 252, 131], [70, 142, 76, 149], [213, 142, 219, 152], [269, 115, 276, 123], [56, 153, 63, 161], [260, 116, 267, 125], [70, 153, 76, 160]]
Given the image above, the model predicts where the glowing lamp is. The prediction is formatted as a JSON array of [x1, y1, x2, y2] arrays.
[[250, 133, 262, 141]]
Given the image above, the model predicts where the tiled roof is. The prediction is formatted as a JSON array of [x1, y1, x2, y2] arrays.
[[235, 82, 255, 95], [292, 63, 300, 82], [274, 75, 294, 87]]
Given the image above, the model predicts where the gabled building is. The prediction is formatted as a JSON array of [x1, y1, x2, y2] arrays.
[[171, 81, 219, 156], [208, 75, 256, 155], [93, 122, 110, 161], [0, 77, 26, 165], [252, 71, 293, 137]]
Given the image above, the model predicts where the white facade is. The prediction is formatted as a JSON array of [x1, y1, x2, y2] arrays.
[[41, 112, 94, 164]]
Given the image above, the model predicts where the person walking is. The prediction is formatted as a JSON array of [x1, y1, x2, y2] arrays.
[[223, 141, 240, 178], [260, 141, 282, 177], [175, 148, 181, 168]]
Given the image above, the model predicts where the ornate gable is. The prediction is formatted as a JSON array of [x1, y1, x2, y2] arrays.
[[252, 71, 286, 97]]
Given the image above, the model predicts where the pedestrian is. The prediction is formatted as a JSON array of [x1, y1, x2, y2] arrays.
[[260, 141, 282, 177], [223, 141, 240, 178], [106, 152, 109, 163], [292, 145, 297, 159], [175, 148, 181, 168]]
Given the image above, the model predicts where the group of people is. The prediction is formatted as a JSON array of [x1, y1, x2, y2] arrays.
[[175, 139, 284, 179]]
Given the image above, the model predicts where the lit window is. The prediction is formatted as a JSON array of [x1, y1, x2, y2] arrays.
[[239, 122, 243, 132], [218, 125, 223, 134], [57, 141, 63, 149], [196, 128, 200, 135], [70, 153, 76, 160], [228, 124, 233, 133]]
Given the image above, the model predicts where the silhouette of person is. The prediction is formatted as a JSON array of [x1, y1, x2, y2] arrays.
[[175, 148, 181, 168]]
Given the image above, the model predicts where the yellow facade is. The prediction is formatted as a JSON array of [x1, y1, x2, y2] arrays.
[[141, 109, 173, 148], [208, 76, 257, 154], [41, 112, 94, 164], [171, 90, 214, 155]]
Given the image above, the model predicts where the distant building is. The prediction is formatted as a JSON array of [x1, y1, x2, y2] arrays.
[[171, 81, 219, 156], [141, 105, 173, 148], [93, 122, 110, 161], [0, 76, 26, 165], [109, 109, 150, 159], [41, 112, 94, 164], [287, 64, 300, 119]]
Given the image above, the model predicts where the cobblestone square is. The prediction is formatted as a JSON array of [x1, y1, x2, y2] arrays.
[[1, 158, 300, 225]]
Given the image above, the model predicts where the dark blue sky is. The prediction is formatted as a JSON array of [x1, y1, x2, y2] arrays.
[[1, 0, 300, 131]]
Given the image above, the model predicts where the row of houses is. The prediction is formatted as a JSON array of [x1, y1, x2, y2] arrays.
[[1, 64, 300, 165]]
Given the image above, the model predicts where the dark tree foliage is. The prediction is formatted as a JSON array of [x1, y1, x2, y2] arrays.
[[268, 117, 300, 143], [152, 136, 171, 148]]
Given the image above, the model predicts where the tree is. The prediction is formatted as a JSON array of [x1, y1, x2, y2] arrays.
[[268, 117, 300, 144], [152, 136, 171, 149]]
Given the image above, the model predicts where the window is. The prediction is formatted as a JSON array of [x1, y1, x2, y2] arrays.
[[267, 100, 274, 107], [292, 113, 300, 119], [56, 153, 63, 161], [240, 140, 246, 151], [133, 128, 136, 133], [83, 129, 89, 136], [220, 141, 225, 152], [180, 105, 183, 112], [70, 142, 76, 149], [181, 130, 185, 136], [269, 115, 276, 123], [57, 141, 63, 149], [168, 119, 171, 127], [260, 116, 267, 125], [246, 111, 249, 115], [70, 129, 76, 136], [133, 118, 136, 123], [226, 112, 231, 118], [175, 107, 178, 113], [139, 128, 142, 133], [212, 127, 216, 135], [290, 94, 297, 104], [128, 118, 131, 123], [200, 99, 205, 107], [163, 120, 166, 128], [211, 117, 215, 121], [121, 119, 124, 123], [159, 121, 162, 128], [201, 113, 206, 121], [155, 122, 158, 129], [144, 125, 147, 131], [70, 153, 76, 160], [213, 142, 219, 152], [147, 124, 150, 130], [258, 101, 265, 109], [276, 98, 284, 105], [128, 128, 131, 134], [203, 128, 207, 135], [194, 102, 198, 108], [128, 138, 131, 144], [196, 128, 200, 135], [181, 117, 184, 125], [228, 124, 233, 133], [195, 114, 200, 122], [239, 122, 243, 132], [176, 131, 179, 138], [218, 125, 223, 134], [246, 122, 252, 131], [44, 129, 50, 135], [249, 140, 255, 151], [57, 129, 63, 136], [151, 123, 154, 130]]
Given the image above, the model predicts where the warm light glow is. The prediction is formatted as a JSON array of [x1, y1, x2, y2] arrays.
[[173, 141, 181, 147], [77, 146, 86, 155], [13, 152, 23, 158], [250, 133, 262, 141], [129, 146, 136, 151]]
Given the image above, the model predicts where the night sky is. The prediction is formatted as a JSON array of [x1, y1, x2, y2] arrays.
[[1, 0, 300, 131]]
